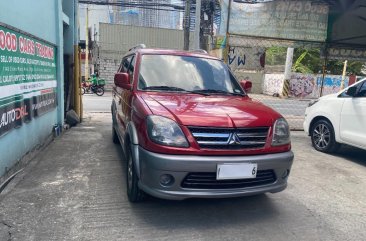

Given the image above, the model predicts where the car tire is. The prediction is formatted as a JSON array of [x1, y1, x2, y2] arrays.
[[126, 146, 144, 202], [112, 126, 119, 144], [310, 119, 340, 153]]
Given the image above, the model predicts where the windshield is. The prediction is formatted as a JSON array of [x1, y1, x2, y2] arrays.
[[138, 55, 244, 95]]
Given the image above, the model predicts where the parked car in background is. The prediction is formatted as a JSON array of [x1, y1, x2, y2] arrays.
[[111, 45, 294, 202], [304, 78, 366, 153]]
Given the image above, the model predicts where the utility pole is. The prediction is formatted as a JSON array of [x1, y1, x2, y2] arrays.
[[282, 47, 294, 98], [183, 0, 191, 50], [194, 0, 201, 50], [93, 24, 97, 41], [320, 47, 328, 97], [224, 0, 232, 64], [340, 60, 348, 90], [85, 6, 89, 80]]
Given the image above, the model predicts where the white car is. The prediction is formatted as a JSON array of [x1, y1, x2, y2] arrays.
[[304, 78, 366, 152]]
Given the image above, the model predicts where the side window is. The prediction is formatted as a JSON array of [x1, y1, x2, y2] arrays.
[[339, 81, 364, 98], [119, 56, 133, 73], [128, 55, 136, 83], [117, 59, 123, 72], [356, 81, 366, 97]]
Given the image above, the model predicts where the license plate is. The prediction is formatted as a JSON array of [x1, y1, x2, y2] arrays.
[[216, 163, 257, 180]]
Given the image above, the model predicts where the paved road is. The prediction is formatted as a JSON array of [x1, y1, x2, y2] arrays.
[[250, 94, 311, 130], [82, 92, 112, 113], [1, 100, 366, 240], [82, 93, 309, 129], [259, 99, 309, 117]]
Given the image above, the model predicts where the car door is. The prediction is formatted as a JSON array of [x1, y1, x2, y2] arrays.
[[340, 79, 366, 148], [114, 55, 133, 138], [121, 55, 136, 129]]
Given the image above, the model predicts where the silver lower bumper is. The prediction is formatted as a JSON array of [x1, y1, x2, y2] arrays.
[[135, 146, 294, 200]]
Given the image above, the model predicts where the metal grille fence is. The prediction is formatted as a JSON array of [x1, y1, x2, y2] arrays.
[[226, 35, 347, 130]]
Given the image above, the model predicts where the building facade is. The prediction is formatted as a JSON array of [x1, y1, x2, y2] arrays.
[[110, 0, 181, 29], [96, 23, 194, 89], [0, 0, 78, 178]]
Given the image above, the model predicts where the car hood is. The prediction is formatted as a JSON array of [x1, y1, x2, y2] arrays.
[[319, 93, 339, 101], [140, 92, 281, 128]]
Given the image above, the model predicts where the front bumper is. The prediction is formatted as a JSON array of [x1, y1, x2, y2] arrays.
[[135, 146, 294, 200]]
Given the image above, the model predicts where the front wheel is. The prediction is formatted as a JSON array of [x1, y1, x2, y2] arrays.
[[95, 87, 104, 96], [81, 87, 86, 95], [126, 147, 144, 202], [310, 119, 340, 153], [112, 126, 119, 144]]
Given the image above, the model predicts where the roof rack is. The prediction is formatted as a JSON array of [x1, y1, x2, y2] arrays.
[[128, 44, 146, 52], [190, 49, 208, 54]]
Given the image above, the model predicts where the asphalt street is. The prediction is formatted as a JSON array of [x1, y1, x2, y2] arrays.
[[0, 94, 365, 241], [82, 92, 309, 129], [250, 94, 310, 130], [82, 92, 112, 113]]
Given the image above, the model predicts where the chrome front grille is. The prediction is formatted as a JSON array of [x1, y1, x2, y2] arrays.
[[189, 127, 269, 149]]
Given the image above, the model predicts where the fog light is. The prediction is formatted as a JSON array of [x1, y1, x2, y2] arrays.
[[282, 170, 290, 179], [160, 174, 174, 186]]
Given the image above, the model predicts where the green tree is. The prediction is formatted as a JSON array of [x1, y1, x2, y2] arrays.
[[326, 60, 364, 75], [265, 46, 287, 66], [292, 48, 321, 74], [265, 47, 365, 75]]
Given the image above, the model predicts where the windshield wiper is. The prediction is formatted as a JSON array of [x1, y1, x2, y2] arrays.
[[191, 89, 245, 96], [142, 86, 210, 96], [142, 86, 187, 91]]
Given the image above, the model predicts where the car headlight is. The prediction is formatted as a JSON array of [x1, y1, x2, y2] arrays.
[[308, 99, 319, 107], [147, 115, 189, 147], [272, 118, 290, 146]]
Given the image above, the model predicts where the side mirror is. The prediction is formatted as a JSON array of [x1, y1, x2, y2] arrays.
[[114, 73, 131, 90], [239, 80, 252, 93], [346, 86, 357, 97]]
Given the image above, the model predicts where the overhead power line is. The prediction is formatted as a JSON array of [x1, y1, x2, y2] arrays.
[[79, 0, 186, 12]]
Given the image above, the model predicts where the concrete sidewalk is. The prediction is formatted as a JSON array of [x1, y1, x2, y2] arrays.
[[0, 113, 126, 240], [1, 111, 365, 241]]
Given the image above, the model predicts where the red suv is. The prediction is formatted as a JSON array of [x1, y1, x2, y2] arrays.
[[112, 46, 294, 202]]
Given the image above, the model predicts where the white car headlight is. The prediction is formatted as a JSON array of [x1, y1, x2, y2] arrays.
[[147, 115, 189, 147], [272, 118, 290, 146]]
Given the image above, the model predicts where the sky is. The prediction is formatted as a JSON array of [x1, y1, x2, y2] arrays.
[[79, 4, 110, 41], [78, 1, 184, 41]]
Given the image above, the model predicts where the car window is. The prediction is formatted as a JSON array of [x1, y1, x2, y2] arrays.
[[138, 55, 243, 94], [356, 81, 366, 97], [339, 80, 364, 97], [128, 55, 136, 83], [119, 55, 133, 73]]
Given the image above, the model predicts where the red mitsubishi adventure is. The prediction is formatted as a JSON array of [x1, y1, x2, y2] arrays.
[[112, 45, 294, 202]]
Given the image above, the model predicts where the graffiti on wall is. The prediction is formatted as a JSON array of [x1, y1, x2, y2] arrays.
[[263, 73, 349, 98], [289, 74, 316, 98], [228, 46, 265, 71], [315, 75, 349, 96], [263, 74, 284, 95]]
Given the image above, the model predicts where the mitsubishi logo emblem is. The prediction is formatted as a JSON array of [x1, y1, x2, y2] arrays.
[[228, 133, 241, 145]]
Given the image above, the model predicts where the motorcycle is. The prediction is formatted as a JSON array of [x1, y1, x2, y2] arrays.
[[81, 78, 105, 96]]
